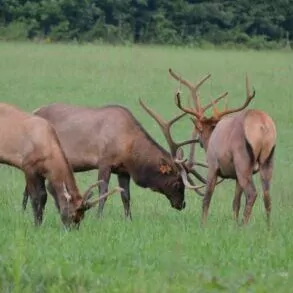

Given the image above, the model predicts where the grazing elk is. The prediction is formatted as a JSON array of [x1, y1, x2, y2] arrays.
[[23, 102, 206, 219], [0, 103, 122, 228], [169, 68, 276, 226]]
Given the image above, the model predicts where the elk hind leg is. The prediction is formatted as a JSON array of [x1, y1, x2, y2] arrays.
[[117, 173, 132, 220], [235, 167, 257, 225], [260, 147, 275, 228], [232, 180, 243, 223]]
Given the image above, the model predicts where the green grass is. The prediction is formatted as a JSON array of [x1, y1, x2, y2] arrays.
[[0, 41, 292, 292]]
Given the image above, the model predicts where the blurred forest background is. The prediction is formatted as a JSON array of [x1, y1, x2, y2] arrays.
[[1, 0, 293, 49]]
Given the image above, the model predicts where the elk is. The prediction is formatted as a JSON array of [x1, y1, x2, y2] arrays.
[[0, 103, 122, 228], [169, 68, 277, 226], [22, 102, 207, 219]]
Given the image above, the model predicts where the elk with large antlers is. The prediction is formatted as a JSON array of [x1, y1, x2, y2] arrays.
[[169, 68, 276, 226], [23, 102, 206, 219], [0, 103, 122, 228]]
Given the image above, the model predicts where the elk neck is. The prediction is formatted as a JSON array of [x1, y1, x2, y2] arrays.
[[128, 135, 178, 189], [47, 141, 83, 203]]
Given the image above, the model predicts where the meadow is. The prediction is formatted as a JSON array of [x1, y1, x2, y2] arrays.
[[0, 42, 292, 292]]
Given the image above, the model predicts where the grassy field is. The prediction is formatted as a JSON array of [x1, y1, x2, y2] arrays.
[[0, 42, 292, 292]]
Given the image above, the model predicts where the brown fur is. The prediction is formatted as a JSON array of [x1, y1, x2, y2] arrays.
[[194, 109, 276, 226], [0, 103, 98, 228], [24, 103, 187, 219], [244, 110, 276, 164], [170, 68, 277, 227]]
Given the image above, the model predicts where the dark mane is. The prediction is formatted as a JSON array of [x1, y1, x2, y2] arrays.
[[102, 105, 171, 157]]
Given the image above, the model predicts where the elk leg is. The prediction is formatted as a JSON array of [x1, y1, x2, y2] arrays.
[[201, 169, 218, 226], [260, 158, 274, 229], [234, 153, 257, 225], [97, 167, 111, 218], [26, 175, 47, 226], [117, 174, 132, 220], [236, 173, 257, 225], [22, 184, 29, 211], [232, 180, 243, 223], [46, 181, 60, 212]]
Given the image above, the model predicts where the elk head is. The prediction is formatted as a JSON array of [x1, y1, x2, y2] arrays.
[[138, 97, 208, 207], [169, 68, 255, 150], [60, 181, 123, 228]]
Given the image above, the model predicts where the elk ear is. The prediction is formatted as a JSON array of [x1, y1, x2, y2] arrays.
[[159, 158, 173, 174]]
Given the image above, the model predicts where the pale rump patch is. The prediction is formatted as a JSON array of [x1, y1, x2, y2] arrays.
[[244, 110, 276, 164]]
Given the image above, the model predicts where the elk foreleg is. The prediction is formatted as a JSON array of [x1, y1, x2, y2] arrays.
[[201, 169, 218, 226], [97, 167, 111, 218], [26, 175, 47, 226], [117, 173, 132, 220], [232, 180, 243, 223]]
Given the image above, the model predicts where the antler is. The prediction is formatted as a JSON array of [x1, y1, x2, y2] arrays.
[[175, 91, 228, 120], [82, 180, 104, 201], [175, 159, 225, 194], [84, 187, 124, 210], [139, 98, 199, 157], [178, 130, 208, 183], [139, 96, 209, 189], [169, 68, 211, 111], [212, 74, 255, 119], [175, 160, 206, 190]]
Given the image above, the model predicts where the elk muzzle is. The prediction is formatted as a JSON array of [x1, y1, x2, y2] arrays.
[[171, 199, 186, 210]]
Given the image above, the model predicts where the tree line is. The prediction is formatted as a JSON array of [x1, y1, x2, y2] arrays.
[[1, 0, 293, 49]]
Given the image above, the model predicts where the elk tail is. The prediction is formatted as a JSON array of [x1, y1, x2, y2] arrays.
[[245, 139, 255, 166]]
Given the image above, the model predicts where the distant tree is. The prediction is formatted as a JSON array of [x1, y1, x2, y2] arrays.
[[0, 0, 292, 48]]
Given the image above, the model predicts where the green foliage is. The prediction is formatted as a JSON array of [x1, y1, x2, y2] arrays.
[[0, 21, 29, 40], [1, 0, 293, 48]]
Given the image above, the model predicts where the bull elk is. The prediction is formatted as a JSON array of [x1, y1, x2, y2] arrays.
[[169, 68, 276, 226], [23, 102, 207, 219], [0, 103, 122, 228]]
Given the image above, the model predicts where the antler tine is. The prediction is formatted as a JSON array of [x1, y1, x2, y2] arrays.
[[187, 175, 205, 196], [193, 162, 209, 168], [139, 98, 198, 157], [169, 68, 211, 111], [174, 91, 202, 120], [186, 129, 197, 169], [139, 98, 184, 156], [246, 73, 256, 100], [201, 91, 229, 113], [85, 187, 124, 209], [177, 163, 207, 190], [188, 174, 225, 196], [215, 75, 255, 120], [189, 168, 207, 184], [83, 180, 104, 201]]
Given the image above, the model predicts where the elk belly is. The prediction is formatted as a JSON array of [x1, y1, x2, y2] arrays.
[[218, 159, 237, 179]]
